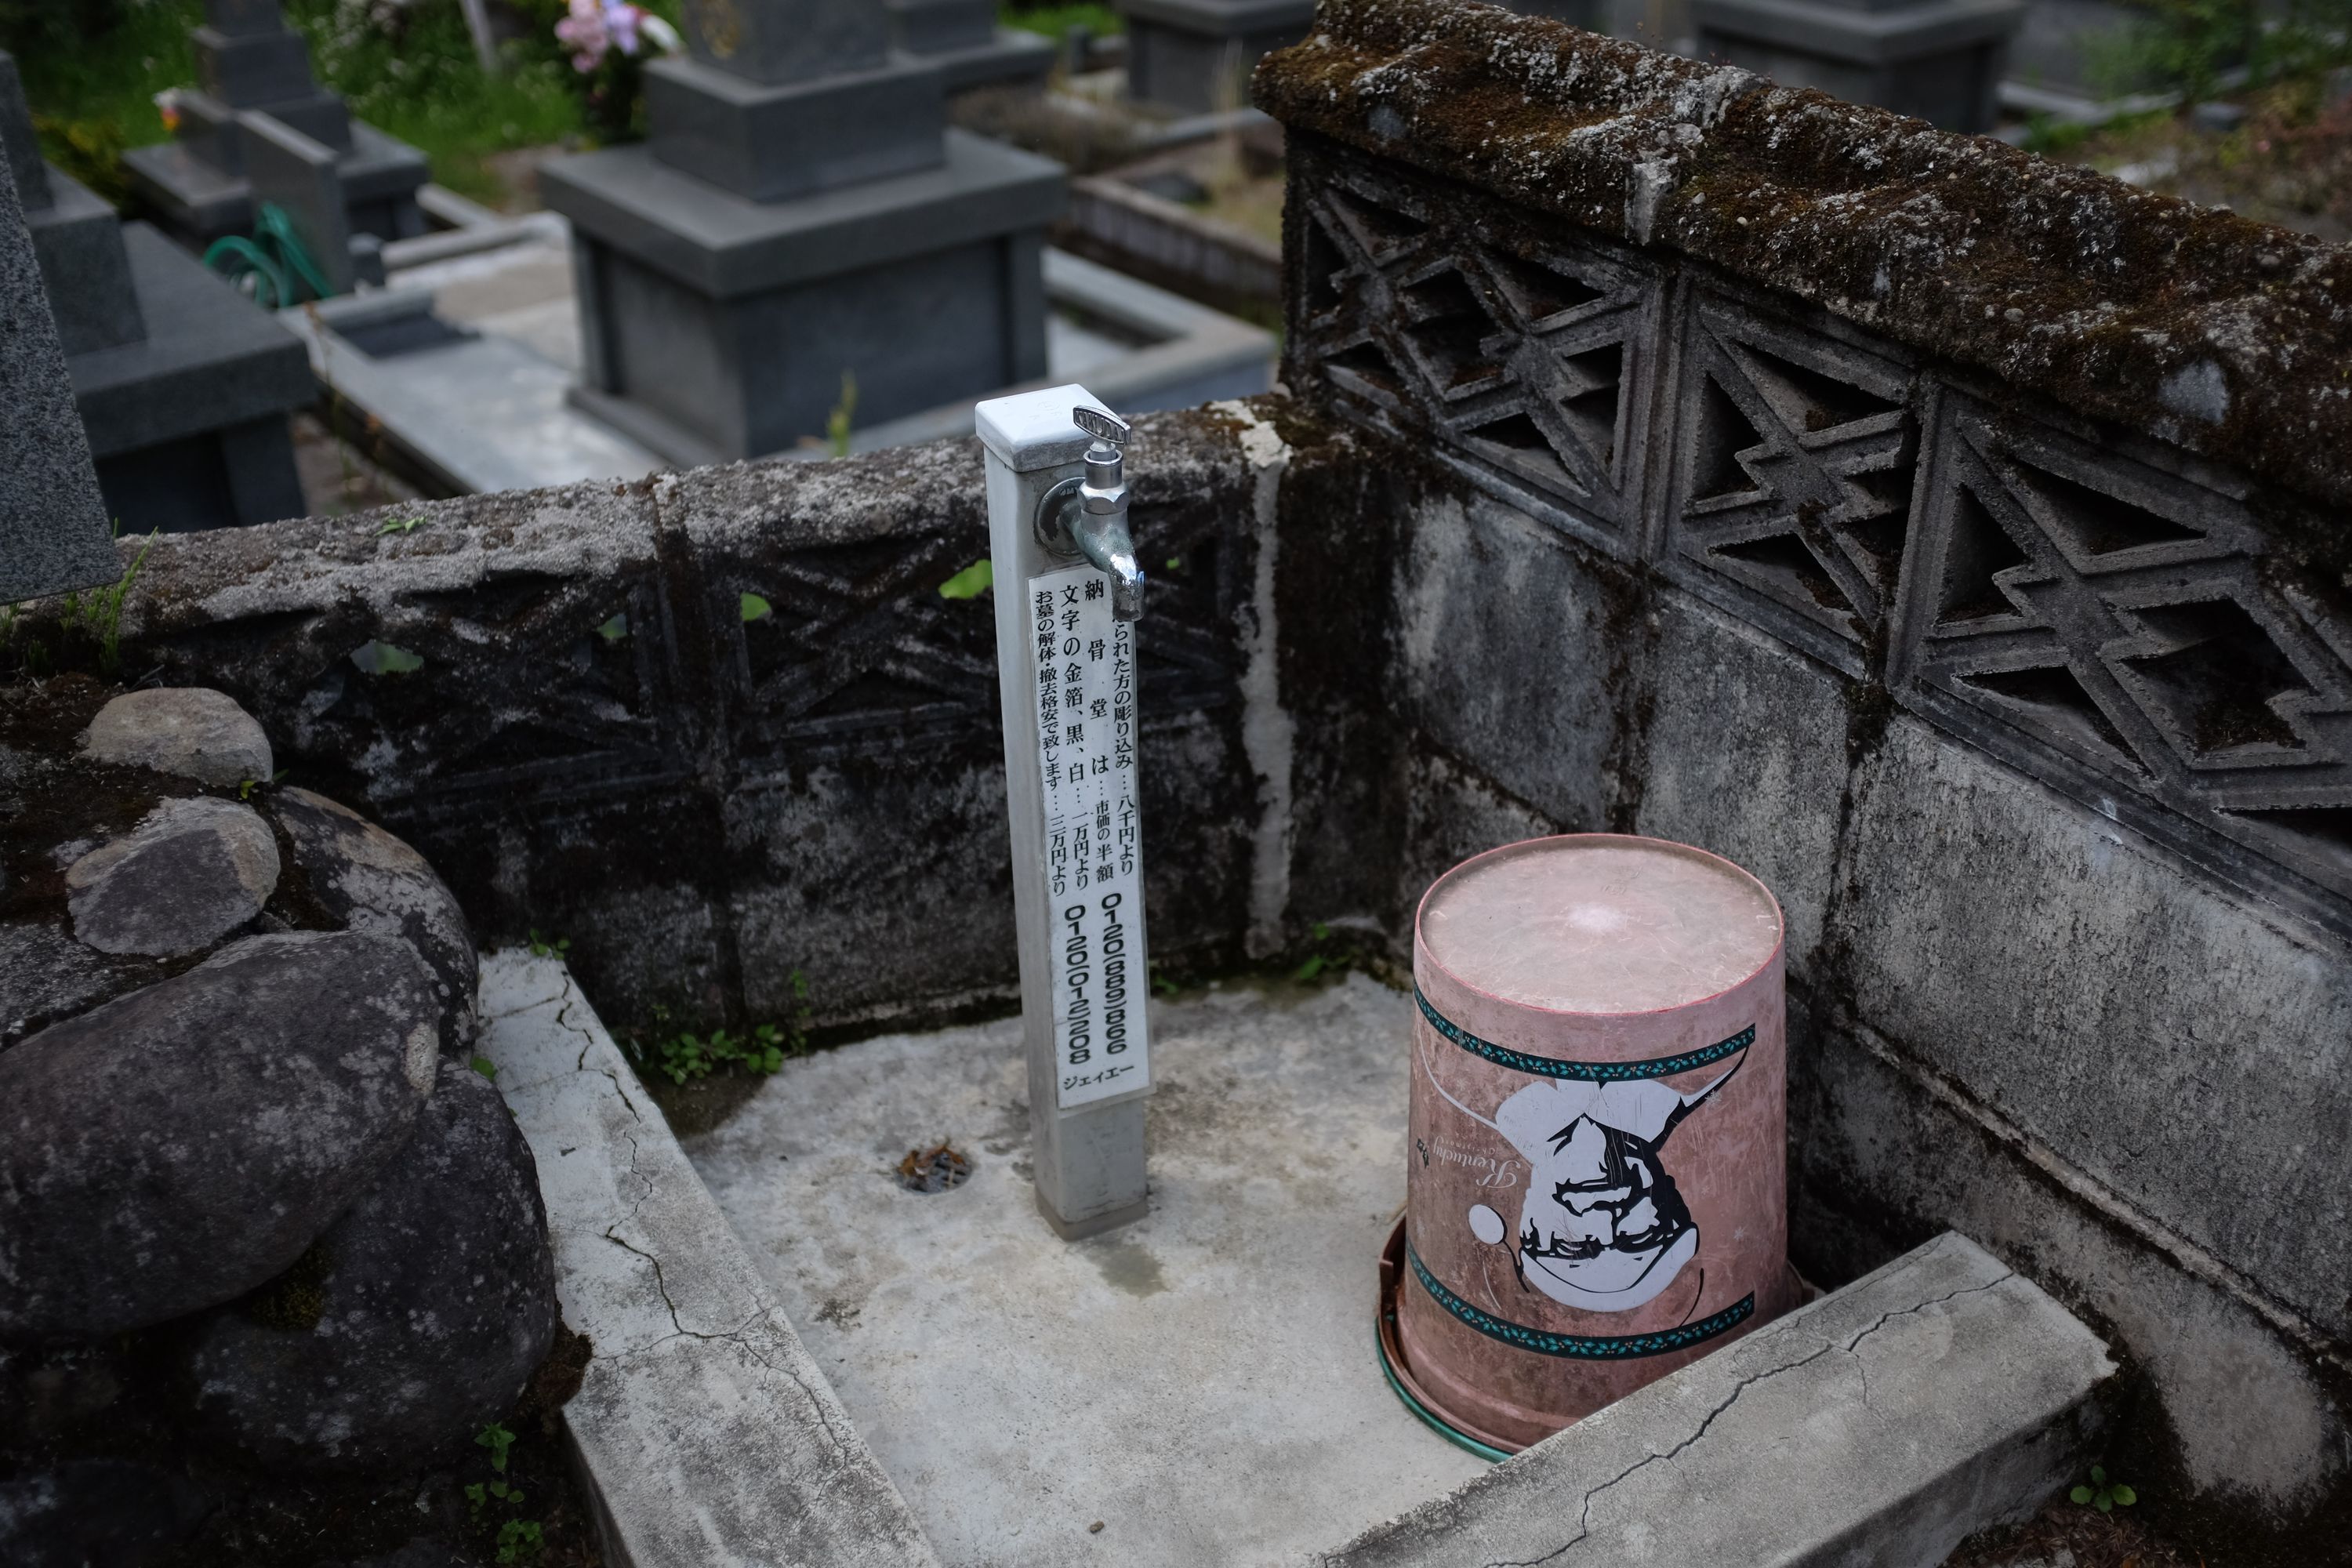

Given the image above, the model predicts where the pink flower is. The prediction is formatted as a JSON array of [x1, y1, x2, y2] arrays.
[[554, 0, 677, 68], [554, 0, 611, 72]]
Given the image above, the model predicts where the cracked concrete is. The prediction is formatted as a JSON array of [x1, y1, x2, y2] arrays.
[[480, 951, 938, 1568], [685, 974, 1488, 1568], [1315, 1235, 2113, 1568]]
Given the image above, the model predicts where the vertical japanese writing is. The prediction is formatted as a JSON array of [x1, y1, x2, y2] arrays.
[[1029, 565, 1152, 1108]]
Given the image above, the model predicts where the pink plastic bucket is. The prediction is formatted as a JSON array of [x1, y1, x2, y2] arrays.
[[1384, 834, 1798, 1451]]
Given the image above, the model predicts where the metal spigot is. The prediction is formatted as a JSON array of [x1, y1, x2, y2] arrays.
[[1037, 405, 1144, 621]]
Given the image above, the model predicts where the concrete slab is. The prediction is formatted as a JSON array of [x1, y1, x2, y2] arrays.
[[1319, 1232, 2118, 1568], [686, 974, 1490, 1568], [481, 951, 941, 1568]]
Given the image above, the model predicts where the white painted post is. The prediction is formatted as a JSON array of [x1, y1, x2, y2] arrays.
[[459, 0, 499, 74], [977, 385, 1152, 1240]]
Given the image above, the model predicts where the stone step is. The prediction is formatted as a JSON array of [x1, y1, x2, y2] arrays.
[[1309, 1232, 2118, 1568]]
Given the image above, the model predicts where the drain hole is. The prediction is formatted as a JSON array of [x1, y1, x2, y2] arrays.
[[898, 1142, 972, 1193]]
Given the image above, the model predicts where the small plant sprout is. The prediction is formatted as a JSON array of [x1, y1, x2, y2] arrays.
[[57, 526, 158, 677], [477, 1421, 517, 1472], [938, 559, 993, 600], [237, 767, 290, 800], [626, 971, 813, 1085], [739, 592, 773, 623], [827, 370, 858, 458], [2071, 1465, 2137, 1512], [526, 931, 571, 960], [470, 1055, 499, 1082], [1294, 920, 1362, 983], [376, 514, 424, 535], [495, 1517, 545, 1564]]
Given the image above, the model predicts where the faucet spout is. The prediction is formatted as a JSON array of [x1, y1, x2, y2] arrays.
[[1075, 512, 1145, 621]]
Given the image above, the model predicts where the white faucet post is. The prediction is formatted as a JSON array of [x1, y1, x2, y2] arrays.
[[976, 384, 1152, 1239]]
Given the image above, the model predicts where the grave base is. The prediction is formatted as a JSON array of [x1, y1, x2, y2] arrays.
[[1122, 0, 1315, 113], [23, 167, 143, 358], [123, 118, 429, 250], [72, 223, 311, 532], [890, 0, 1055, 88], [1692, 0, 2024, 132], [542, 129, 1065, 463]]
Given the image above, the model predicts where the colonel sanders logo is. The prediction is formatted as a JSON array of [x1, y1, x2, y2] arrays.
[[1425, 1040, 1745, 1314]]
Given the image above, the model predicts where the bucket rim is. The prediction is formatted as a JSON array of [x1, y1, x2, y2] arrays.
[[1375, 1214, 1526, 1462]]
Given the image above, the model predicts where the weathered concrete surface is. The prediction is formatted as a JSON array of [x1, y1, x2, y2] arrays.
[[687, 974, 1487, 1567], [1313, 1232, 2114, 1568], [1373, 481, 2352, 1556], [480, 951, 938, 1568], [1254, 0, 2352, 513], [1838, 717, 2352, 1350], [9, 406, 1361, 1041]]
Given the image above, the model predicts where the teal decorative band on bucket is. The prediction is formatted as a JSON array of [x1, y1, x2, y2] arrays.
[[1408, 1240, 1755, 1359], [1415, 986, 1754, 1083]]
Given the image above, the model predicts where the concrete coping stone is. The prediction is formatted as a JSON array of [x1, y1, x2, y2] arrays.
[[479, 952, 941, 1568], [1312, 1230, 2118, 1566], [1252, 0, 2352, 514]]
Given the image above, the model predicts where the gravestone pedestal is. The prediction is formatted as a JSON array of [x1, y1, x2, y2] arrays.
[[122, 0, 427, 249], [1692, 0, 2024, 131], [2, 53, 310, 534], [542, 0, 1065, 464], [1121, 0, 1314, 114], [889, 0, 1055, 89]]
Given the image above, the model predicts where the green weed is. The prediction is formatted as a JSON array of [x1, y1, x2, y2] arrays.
[[826, 371, 858, 458], [938, 559, 993, 600], [627, 974, 813, 1086], [1293, 920, 1356, 983], [526, 930, 571, 960], [57, 526, 158, 677], [1000, 1, 1124, 42], [2071, 1464, 2139, 1513]]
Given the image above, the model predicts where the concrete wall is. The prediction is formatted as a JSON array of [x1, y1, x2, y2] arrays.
[[1257, 2, 2352, 1557], [5, 417, 1365, 1040]]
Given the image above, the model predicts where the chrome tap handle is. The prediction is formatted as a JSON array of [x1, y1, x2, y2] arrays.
[[1037, 405, 1145, 621]]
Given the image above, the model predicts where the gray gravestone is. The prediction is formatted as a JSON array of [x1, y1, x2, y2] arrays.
[[121, 0, 423, 249], [1693, 0, 2025, 132], [0, 150, 119, 603], [239, 110, 380, 296], [0, 55, 310, 535], [542, 0, 1065, 463], [0, 53, 143, 358], [1121, 0, 1315, 113]]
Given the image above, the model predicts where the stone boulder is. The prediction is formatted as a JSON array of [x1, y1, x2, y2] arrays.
[[186, 1058, 557, 1472], [64, 795, 280, 957], [1, 920, 149, 1049], [0, 1459, 210, 1568], [272, 787, 479, 1056], [0, 931, 441, 1343], [80, 686, 272, 788]]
